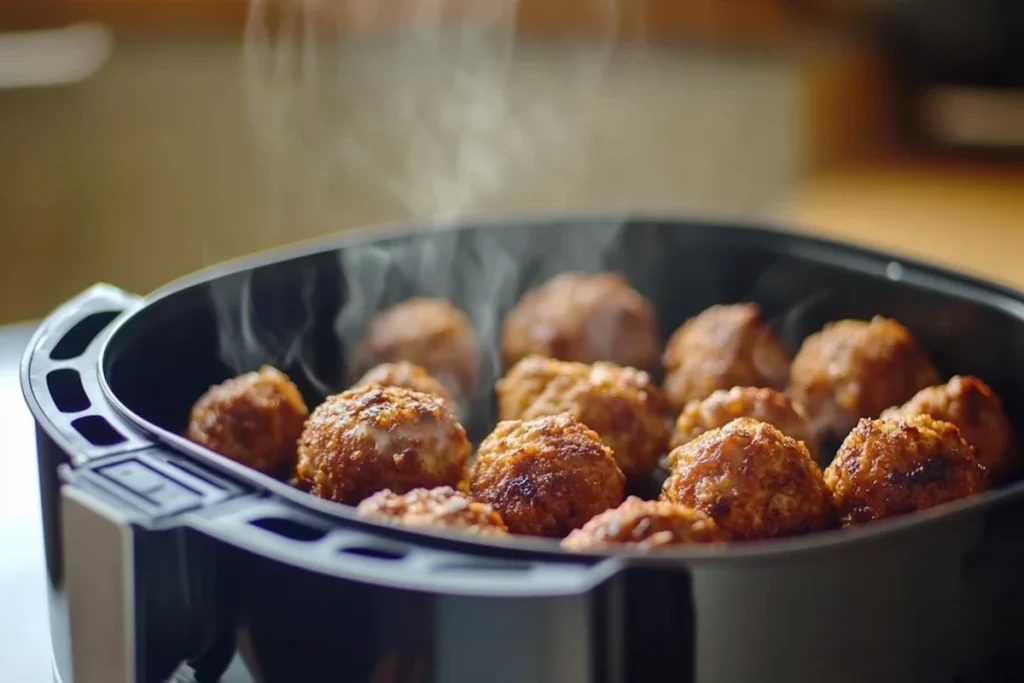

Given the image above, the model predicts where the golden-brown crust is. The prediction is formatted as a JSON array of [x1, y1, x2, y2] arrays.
[[561, 496, 727, 550], [186, 366, 308, 479], [824, 415, 990, 526], [469, 413, 626, 538], [660, 417, 833, 540], [881, 375, 1021, 485], [356, 486, 508, 535], [671, 386, 821, 462], [355, 298, 480, 402], [661, 303, 791, 413], [296, 384, 470, 505], [496, 356, 670, 480], [788, 316, 940, 441], [352, 361, 452, 402], [501, 272, 660, 370]]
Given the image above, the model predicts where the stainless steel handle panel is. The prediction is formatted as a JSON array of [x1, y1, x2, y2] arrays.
[[61, 487, 135, 683]]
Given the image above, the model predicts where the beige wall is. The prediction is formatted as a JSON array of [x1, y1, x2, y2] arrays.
[[0, 32, 872, 323]]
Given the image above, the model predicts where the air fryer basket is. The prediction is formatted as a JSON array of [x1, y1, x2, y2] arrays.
[[23, 215, 1024, 683]]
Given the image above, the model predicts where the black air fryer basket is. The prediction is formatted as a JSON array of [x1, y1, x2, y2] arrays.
[[22, 215, 1024, 683]]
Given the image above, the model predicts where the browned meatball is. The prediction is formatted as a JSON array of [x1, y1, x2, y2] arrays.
[[296, 384, 470, 505], [660, 417, 833, 540], [561, 496, 727, 551], [355, 298, 480, 402], [352, 361, 451, 402], [187, 366, 308, 478], [881, 376, 1021, 485], [671, 386, 821, 462], [661, 303, 791, 414], [356, 486, 508, 535], [501, 272, 660, 370], [496, 356, 670, 481], [788, 316, 940, 441], [824, 414, 989, 527], [469, 413, 625, 537]]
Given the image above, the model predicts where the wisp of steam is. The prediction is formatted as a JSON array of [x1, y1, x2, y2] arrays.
[[213, 0, 632, 403]]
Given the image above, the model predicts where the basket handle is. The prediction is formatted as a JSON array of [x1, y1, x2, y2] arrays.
[[21, 282, 152, 464]]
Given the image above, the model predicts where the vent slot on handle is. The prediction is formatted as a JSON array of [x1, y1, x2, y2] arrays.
[[46, 369, 91, 413], [49, 310, 120, 360], [71, 415, 127, 446], [249, 516, 329, 542]]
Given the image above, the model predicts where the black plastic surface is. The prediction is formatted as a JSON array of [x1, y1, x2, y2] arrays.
[[99, 215, 1024, 558]]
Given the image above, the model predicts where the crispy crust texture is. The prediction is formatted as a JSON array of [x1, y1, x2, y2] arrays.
[[296, 384, 470, 505], [661, 303, 791, 413], [357, 486, 508, 535], [881, 375, 1021, 485], [187, 365, 308, 479], [561, 496, 727, 550], [789, 316, 940, 440], [501, 272, 660, 370], [661, 417, 833, 540], [355, 297, 481, 402], [824, 415, 989, 527], [497, 356, 670, 480], [672, 386, 820, 462], [352, 361, 452, 402], [470, 413, 626, 538]]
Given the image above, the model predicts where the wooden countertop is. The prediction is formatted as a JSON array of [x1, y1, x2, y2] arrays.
[[778, 156, 1024, 290]]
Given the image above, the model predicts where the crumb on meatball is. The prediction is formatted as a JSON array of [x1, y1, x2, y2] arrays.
[[671, 386, 821, 463], [501, 272, 660, 371], [355, 298, 480, 402], [561, 496, 727, 551], [352, 361, 451, 402], [881, 375, 1020, 485], [496, 356, 670, 481], [788, 316, 940, 441], [187, 365, 308, 479], [356, 486, 508, 535], [469, 413, 625, 538], [824, 414, 990, 527], [660, 417, 833, 540], [296, 384, 470, 505], [661, 303, 791, 413]]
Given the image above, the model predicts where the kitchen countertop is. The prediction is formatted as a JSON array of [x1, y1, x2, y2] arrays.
[[778, 156, 1024, 290], [0, 322, 52, 683]]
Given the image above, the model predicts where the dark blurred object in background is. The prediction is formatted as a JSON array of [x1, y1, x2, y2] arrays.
[[880, 0, 1024, 151]]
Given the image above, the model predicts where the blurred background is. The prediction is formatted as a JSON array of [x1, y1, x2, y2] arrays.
[[0, 0, 1022, 324]]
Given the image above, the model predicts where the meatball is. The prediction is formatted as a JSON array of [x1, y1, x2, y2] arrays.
[[355, 298, 480, 402], [501, 272, 660, 370], [352, 361, 451, 402], [296, 384, 470, 505], [824, 414, 989, 527], [661, 303, 791, 413], [561, 496, 726, 551], [356, 486, 508, 535], [496, 356, 670, 481], [187, 365, 308, 478], [671, 386, 821, 463], [469, 413, 625, 537], [881, 376, 1020, 485], [788, 316, 940, 441], [660, 417, 833, 540]]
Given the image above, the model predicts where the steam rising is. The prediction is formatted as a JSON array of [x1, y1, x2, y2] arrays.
[[334, 220, 629, 414], [241, 0, 621, 221], [214, 0, 628, 397]]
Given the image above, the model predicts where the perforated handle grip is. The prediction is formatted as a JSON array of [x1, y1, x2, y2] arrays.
[[21, 283, 150, 464], [185, 494, 622, 598]]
